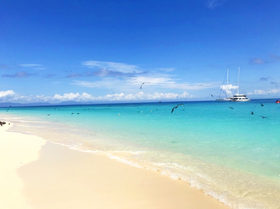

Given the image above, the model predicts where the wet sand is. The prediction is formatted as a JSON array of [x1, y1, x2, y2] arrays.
[[1, 122, 229, 209]]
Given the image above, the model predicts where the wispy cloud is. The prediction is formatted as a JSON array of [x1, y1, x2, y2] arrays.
[[259, 77, 271, 81], [0, 64, 10, 69], [35, 67, 46, 70], [2, 71, 36, 78], [250, 54, 280, 65], [270, 54, 280, 61], [154, 68, 175, 72], [65, 68, 142, 79], [250, 58, 265, 65], [44, 74, 56, 79], [259, 77, 278, 86], [82, 61, 142, 73], [247, 89, 280, 95], [72, 74, 217, 92], [65, 73, 83, 78], [84, 68, 141, 77], [206, 0, 226, 9], [19, 64, 43, 67]]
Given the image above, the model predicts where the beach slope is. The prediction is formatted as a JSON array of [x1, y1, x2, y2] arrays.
[[1, 123, 229, 209]]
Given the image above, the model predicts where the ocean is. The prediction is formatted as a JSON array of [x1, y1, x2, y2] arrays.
[[1, 99, 280, 209]]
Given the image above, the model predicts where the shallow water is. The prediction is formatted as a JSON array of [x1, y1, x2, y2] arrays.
[[1, 99, 280, 209]]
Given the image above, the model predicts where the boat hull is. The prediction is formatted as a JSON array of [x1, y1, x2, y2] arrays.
[[216, 98, 231, 102]]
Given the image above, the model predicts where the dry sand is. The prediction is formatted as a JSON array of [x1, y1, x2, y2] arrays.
[[0, 123, 46, 209], [0, 122, 229, 209]]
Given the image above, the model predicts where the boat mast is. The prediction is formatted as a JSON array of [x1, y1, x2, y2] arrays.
[[226, 69, 229, 98], [237, 67, 240, 94]]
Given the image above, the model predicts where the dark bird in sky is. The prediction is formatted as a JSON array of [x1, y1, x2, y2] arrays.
[[140, 82, 150, 89], [47, 114, 51, 116], [158, 101, 162, 103], [261, 116, 268, 119], [251, 111, 254, 115], [229, 107, 234, 109], [260, 103, 264, 106], [77, 113, 80, 115], [71, 113, 74, 115], [171, 104, 184, 113], [210, 94, 213, 97]]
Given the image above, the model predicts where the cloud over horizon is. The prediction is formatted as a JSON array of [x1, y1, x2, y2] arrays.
[[248, 89, 280, 95], [220, 84, 239, 96], [0, 90, 16, 100], [0, 90, 193, 103], [53, 91, 193, 102]]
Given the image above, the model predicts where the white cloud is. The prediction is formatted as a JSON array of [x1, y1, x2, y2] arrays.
[[220, 84, 239, 96], [82, 61, 142, 73], [247, 89, 280, 95], [53, 91, 193, 102], [269, 89, 280, 94], [53, 92, 94, 102], [0, 90, 15, 99]]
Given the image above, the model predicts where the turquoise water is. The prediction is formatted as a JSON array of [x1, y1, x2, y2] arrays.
[[1, 99, 280, 209]]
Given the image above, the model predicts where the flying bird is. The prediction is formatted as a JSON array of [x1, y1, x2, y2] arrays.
[[140, 82, 150, 89], [171, 104, 184, 113], [229, 107, 234, 109], [251, 111, 254, 115], [260, 103, 264, 107], [210, 94, 214, 97], [260, 116, 268, 119]]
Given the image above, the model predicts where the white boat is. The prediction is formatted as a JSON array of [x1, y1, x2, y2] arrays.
[[216, 69, 231, 102], [230, 67, 250, 102], [229, 94, 250, 102]]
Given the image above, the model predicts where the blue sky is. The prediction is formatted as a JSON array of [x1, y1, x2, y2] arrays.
[[0, 0, 280, 103]]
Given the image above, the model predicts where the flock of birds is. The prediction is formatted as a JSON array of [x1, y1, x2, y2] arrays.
[[43, 102, 268, 119], [228, 103, 268, 119], [2, 82, 270, 119], [139, 84, 269, 118]]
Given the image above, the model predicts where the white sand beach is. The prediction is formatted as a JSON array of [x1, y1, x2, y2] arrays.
[[0, 121, 229, 209]]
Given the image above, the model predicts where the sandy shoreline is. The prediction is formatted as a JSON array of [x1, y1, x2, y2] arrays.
[[0, 121, 229, 209]]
